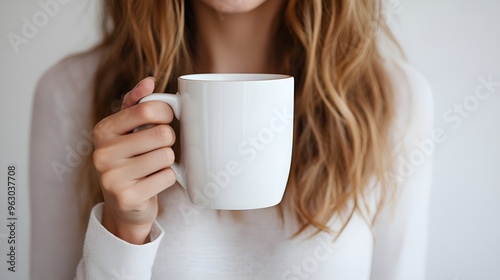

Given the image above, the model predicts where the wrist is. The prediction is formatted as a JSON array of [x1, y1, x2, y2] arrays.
[[102, 204, 153, 245]]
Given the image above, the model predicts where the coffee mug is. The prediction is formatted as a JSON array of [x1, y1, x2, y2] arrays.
[[138, 73, 294, 210]]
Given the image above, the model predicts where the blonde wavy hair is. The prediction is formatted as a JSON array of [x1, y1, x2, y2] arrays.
[[79, 0, 401, 237]]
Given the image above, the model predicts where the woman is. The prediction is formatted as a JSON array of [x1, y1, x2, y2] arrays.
[[29, 0, 433, 279]]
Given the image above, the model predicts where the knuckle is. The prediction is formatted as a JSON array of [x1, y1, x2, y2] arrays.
[[114, 188, 137, 211], [164, 168, 177, 186], [154, 125, 175, 144], [92, 124, 104, 143], [162, 103, 174, 121], [158, 147, 175, 166], [166, 148, 176, 164], [99, 170, 116, 189], [92, 149, 107, 171], [93, 119, 114, 142], [136, 102, 156, 122]]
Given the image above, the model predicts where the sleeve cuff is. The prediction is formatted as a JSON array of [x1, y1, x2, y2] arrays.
[[78, 203, 164, 279]]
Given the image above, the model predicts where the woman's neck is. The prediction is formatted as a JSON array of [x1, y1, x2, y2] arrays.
[[191, 0, 284, 73]]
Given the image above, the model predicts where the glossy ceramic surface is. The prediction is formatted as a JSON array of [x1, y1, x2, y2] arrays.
[[139, 73, 294, 209]]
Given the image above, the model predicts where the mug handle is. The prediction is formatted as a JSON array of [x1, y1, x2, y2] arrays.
[[136, 93, 187, 189]]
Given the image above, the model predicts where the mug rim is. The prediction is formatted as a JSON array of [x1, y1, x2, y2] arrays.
[[178, 73, 292, 82]]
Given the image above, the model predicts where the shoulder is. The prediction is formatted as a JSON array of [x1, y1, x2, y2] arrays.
[[38, 49, 101, 86], [382, 58, 434, 142], [31, 50, 102, 142], [384, 58, 433, 118], [33, 50, 101, 122], [35, 50, 101, 102]]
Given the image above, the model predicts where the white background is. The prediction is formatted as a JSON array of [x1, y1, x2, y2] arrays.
[[0, 0, 499, 279]]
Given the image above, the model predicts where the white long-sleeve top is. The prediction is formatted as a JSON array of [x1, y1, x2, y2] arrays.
[[29, 50, 434, 280]]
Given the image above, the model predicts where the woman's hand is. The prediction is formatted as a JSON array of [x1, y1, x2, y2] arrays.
[[92, 77, 177, 244]]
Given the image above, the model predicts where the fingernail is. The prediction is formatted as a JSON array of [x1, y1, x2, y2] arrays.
[[133, 77, 155, 90], [134, 80, 143, 89]]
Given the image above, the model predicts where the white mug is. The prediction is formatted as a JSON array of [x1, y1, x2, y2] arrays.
[[138, 73, 294, 210]]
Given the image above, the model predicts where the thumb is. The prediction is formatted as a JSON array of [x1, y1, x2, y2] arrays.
[[121, 77, 156, 111]]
